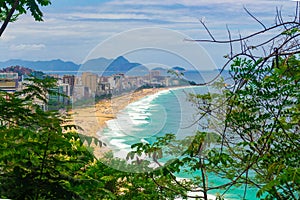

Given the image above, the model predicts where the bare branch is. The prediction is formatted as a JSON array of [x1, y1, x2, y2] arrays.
[[239, 36, 243, 53], [244, 6, 266, 30], [198, 18, 216, 41], [226, 25, 233, 58], [294, 1, 299, 22], [186, 21, 300, 44]]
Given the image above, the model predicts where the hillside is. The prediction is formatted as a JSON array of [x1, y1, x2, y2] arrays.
[[0, 57, 147, 76]]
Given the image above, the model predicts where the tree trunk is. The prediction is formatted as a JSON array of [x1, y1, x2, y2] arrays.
[[0, 0, 19, 37]]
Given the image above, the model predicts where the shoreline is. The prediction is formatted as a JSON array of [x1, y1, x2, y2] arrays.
[[72, 87, 170, 158], [72, 85, 201, 158], [71, 85, 221, 200]]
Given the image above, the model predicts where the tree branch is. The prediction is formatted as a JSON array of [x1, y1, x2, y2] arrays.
[[0, 0, 19, 37], [244, 6, 266, 30]]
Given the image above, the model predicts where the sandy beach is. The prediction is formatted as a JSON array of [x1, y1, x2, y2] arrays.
[[72, 88, 169, 158], [72, 87, 221, 200]]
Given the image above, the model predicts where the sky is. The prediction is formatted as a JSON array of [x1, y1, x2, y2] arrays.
[[0, 0, 297, 70]]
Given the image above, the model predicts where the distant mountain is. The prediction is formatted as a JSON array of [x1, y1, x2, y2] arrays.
[[80, 57, 113, 72], [103, 56, 148, 76], [172, 66, 186, 71], [80, 56, 148, 76], [0, 56, 148, 76], [152, 67, 166, 71], [152, 66, 186, 76], [0, 59, 79, 71]]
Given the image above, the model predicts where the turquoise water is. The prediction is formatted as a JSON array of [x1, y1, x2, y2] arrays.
[[101, 87, 203, 156], [101, 86, 259, 200], [176, 170, 259, 200]]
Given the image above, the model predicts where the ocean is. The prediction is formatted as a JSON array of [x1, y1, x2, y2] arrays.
[[100, 85, 259, 200], [101, 86, 202, 157]]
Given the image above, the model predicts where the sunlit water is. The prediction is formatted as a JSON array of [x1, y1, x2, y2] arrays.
[[100, 85, 259, 200]]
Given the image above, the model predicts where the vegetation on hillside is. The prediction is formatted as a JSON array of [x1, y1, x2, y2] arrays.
[[0, 1, 299, 199], [127, 5, 300, 200]]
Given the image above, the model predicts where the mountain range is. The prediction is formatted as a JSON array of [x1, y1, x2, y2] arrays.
[[80, 56, 149, 76], [0, 59, 80, 72], [0, 58, 230, 84], [0, 56, 153, 76]]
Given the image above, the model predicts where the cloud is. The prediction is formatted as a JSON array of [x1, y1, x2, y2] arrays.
[[1, 0, 297, 63], [67, 13, 149, 20], [106, 0, 280, 7], [10, 44, 46, 51]]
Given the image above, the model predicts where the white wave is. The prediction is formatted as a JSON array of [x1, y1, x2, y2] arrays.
[[129, 112, 150, 120], [100, 88, 175, 158], [105, 121, 125, 132], [140, 138, 149, 144], [124, 101, 155, 126], [105, 119, 121, 131], [131, 120, 149, 126], [156, 89, 171, 95], [109, 139, 131, 149]]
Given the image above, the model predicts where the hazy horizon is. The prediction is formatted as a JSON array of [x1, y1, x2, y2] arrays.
[[0, 0, 297, 69]]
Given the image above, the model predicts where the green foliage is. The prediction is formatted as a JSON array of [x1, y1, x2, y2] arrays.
[[20, 75, 60, 104], [128, 131, 223, 199], [167, 69, 184, 78], [209, 55, 299, 199], [0, 77, 97, 199], [0, 0, 51, 22], [128, 55, 299, 199], [0, 77, 181, 199], [71, 150, 179, 200], [281, 27, 300, 36]]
